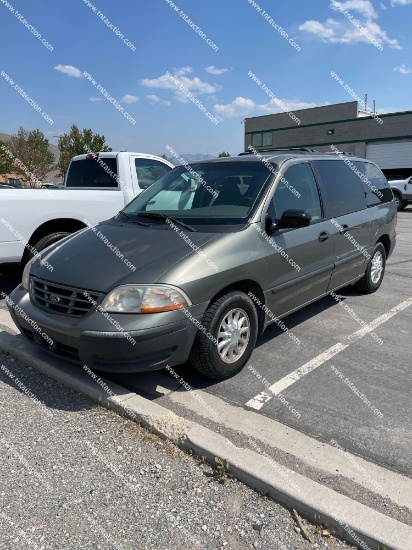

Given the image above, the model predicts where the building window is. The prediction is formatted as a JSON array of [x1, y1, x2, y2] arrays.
[[252, 133, 262, 147], [263, 132, 272, 146], [251, 132, 272, 147]]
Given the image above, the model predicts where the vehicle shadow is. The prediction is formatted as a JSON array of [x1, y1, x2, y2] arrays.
[[106, 289, 358, 397], [0, 356, 93, 413]]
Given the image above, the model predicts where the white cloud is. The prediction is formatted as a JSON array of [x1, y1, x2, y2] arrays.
[[330, 0, 378, 18], [299, 17, 401, 48], [146, 94, 171, 106], [205, 65, 231, 75], [121, 95, 139, 104], [214, 97, 256, 118], [141, 67, 217, 103], [54, 64, 82, 77], [213, 97, 322, 119], [300, 0, 401, 48], [257, 99, 321, 114], [390, 0, 412, 5], [380, 2, 388, 8], [88, 97, 103, 102], [394, 63, 412, 74], [299, 20, 336, 38]]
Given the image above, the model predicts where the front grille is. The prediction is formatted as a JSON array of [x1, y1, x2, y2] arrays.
[[30, 277, 102, 317]]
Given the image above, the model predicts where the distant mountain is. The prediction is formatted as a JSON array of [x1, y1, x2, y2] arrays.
[[0, 132, 60, 162]]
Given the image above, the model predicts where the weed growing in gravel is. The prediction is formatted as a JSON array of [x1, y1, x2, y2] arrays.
[[212, 457, 232, 483]]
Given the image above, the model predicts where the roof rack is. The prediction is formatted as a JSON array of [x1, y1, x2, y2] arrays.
[[239, 147, 319, 156], [331, 150, 353, 156], [239, 147, 353, 156]]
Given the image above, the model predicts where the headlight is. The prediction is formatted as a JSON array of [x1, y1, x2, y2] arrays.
[[100, 285, 191, 313], [22, 259, 33, 291]]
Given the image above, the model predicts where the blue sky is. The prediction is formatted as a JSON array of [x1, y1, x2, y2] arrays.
[[1, 0, 411, 157]]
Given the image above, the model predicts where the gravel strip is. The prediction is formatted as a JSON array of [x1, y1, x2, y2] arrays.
[[0, 351, 354, 549]]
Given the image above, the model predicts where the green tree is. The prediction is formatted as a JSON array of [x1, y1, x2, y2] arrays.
[[161, 153, 174, 165], [9, 127, 55, 186], [0, 141, 13, 179], [218, 151, 230, 157], [57, 125, 112, 178]]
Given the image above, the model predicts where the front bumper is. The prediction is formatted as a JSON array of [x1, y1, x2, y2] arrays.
[[8, 285, 207, 373]]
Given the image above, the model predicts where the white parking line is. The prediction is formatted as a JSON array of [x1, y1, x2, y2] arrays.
[[246, 297, 412, 411]]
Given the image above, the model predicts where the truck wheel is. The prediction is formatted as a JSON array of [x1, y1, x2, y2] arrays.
[[29, 232, 71, 260], [401, 200, 409, 210], [189, 290, 258, 380], [354, 243, 386, 294], [393, 193, 405, 211]]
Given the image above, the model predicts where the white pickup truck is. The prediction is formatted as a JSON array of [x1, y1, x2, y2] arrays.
[[389, 176, 412, 211], [0, 151, 174, 265]]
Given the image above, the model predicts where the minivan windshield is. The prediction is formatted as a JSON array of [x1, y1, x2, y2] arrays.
[[122, 161, 275, 227]]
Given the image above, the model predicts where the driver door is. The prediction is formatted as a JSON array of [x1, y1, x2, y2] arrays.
[[265, 163, 334, 317]]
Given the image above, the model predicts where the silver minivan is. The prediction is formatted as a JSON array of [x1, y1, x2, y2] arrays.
[[8, 150, 396, 379]]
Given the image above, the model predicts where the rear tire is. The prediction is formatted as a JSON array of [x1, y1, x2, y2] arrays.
[[189, 290, 258, 380], [354, 243, 386, 294]]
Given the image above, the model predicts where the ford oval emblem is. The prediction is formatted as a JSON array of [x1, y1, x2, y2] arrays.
[[49, 294, 61, 304]]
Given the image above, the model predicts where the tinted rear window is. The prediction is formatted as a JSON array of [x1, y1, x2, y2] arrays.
[[353, 162, 393, 206], [312, 160, 367, 217], [66, 157, 118, 188]]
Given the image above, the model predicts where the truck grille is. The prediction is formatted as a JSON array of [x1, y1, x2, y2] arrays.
[[30, 277, 101, 317]]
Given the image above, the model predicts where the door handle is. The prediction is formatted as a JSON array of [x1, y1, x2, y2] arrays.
[[318, 231, 330, 242], [339, 224, 349, 235]]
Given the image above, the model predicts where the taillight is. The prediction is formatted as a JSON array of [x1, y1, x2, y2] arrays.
[[86, 153, 99, 160]]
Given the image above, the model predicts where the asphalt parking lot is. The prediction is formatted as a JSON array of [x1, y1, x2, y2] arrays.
[[1, 209, 411, 479]]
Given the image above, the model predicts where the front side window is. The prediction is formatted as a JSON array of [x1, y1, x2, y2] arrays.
[[273, 163, 322, 222], [312, 160, 367, 218], [123, 161, 275, 229], [135, 158, 172, 190]]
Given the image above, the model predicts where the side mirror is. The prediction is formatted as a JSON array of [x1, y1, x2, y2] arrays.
[[408, 177, 412, 184], [265, 216, 277, 236], [278, 209, 312, 229]]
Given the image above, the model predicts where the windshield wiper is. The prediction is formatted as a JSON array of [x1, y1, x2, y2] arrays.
[[117, 212, 151, 227], [137, 212, 198, 232]]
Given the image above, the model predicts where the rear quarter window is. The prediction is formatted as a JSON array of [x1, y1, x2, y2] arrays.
[[353, 161, 394, 206], [311, 160, 367, 218]]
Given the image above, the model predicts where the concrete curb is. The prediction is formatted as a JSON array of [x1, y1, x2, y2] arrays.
[[1, 327, 411, 550]]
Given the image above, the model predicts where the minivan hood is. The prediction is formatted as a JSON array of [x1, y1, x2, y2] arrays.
[[32, 220, 219, 292]]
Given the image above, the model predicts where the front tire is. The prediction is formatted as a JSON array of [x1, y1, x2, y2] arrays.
[[189, 290, 258, 380], [393, 193, 405, 211], [354, 243, 386, 294]]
